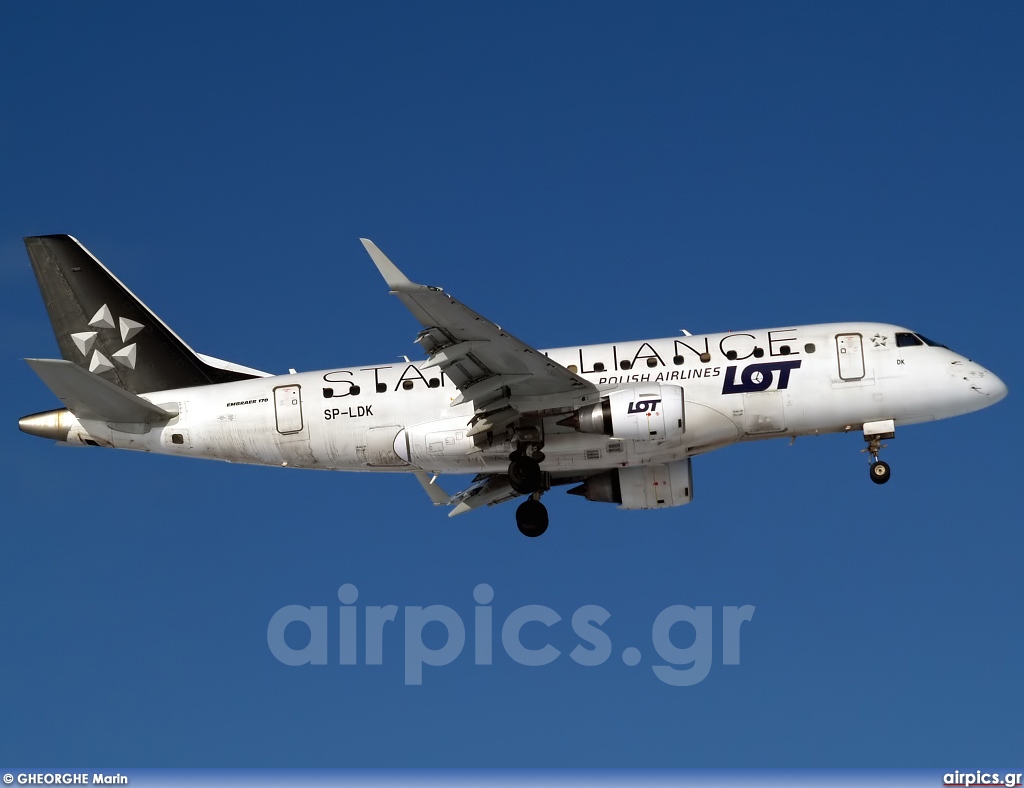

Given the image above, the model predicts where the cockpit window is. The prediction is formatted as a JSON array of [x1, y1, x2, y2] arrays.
[[895, 332, 923, 347], [916, 334, 949, 349]]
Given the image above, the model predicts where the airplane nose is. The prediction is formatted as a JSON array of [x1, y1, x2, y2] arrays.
[[963, 363, 1008, 404], [982, 370, 1009, 403]]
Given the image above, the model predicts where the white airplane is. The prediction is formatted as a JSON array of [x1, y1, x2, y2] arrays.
[[19, 235, 1008, 537]]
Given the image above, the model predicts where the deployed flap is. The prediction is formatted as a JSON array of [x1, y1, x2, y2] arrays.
[[413, 471, 452, 505], [360, 239, 598, 411], [23, 235, 268, 394], [447, 474, 520, 517], [26, 358, 175, 424]]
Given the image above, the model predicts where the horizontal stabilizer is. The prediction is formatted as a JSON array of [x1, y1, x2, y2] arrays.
[[26, 358, 175, 424]]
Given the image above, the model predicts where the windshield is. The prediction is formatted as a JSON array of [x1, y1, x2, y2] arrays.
[[895, 331, 951, 350], [915, 334, 949, 349]]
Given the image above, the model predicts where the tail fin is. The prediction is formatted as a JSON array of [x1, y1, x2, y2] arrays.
[[24, 235, 268, 394]]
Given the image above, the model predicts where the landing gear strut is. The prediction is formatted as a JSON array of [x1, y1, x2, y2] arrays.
[[862, 420, 894, 485]]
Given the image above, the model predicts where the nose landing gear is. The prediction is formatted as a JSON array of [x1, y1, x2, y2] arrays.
[[869, 457, 891, 484], [862, 419, 895, 485]]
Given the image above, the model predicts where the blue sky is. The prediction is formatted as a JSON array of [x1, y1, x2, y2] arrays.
[[1, 1, 1021, 768]]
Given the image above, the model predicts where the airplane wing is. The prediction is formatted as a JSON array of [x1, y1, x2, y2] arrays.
[[360, 239, 600, 416], [413, 471, 522, 517]]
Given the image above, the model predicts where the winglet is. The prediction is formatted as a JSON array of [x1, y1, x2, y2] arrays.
[[360, 239, 430, 293]]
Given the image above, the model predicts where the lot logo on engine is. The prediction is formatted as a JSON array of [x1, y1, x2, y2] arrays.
[[722, 360, 801, 394], [627, 398, 661, 414]]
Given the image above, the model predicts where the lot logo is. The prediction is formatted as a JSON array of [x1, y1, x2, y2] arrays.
[[627, 398, 661, 414], [722, 360, 801, 394]]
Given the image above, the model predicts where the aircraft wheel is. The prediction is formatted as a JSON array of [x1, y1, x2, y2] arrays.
[[869, 460, 891, 485], [508, 455, 542, 494], [516, 499, 549, 537]]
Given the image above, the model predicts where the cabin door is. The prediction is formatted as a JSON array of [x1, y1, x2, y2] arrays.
[[835, 333, 865, 381], [274, 385, 304, 434]]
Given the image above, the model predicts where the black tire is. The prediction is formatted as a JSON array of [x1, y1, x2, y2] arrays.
[[870, 460, 891, 485], [516, 499, 549, 537], [508, 455, 542, 494]]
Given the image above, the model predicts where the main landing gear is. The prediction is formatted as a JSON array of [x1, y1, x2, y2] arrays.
[[862, 419, 895, 485], [508, 447, 549, 537], [508, 450, 543, 495], [516, 495, 549, 538]]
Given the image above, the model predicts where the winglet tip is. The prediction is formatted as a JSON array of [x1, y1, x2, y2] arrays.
[[359, 238, 428, 292]]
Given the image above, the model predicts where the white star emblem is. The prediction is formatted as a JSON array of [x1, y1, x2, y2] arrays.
[[88, 304, 115, 329], [71, 331, 98, 355], [75, 304, 145, 372]]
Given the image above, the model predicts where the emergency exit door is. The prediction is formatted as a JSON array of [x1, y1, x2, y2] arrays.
[[835, 333, 865, 381], [274, 385, 304, 434]]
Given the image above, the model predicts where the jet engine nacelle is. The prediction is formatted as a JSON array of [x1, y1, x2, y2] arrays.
[[569, 459, 693, 509], [562, 384, 684, 442]]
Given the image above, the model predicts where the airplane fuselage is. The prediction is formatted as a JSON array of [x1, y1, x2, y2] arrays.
[[34, 321, 1003, 479]]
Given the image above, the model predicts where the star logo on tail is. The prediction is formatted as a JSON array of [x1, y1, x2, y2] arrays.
[[71, 304, 145, 373]]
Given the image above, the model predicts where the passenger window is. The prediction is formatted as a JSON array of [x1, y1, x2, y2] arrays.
[[896, 333, 923, 347]]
